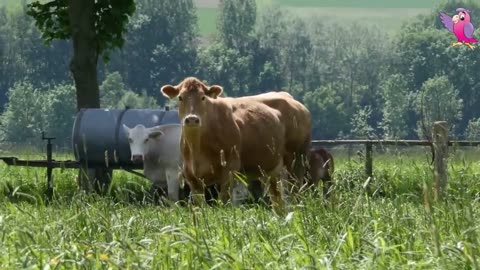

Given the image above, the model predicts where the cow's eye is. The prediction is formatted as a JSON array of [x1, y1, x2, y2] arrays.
[[178, 96, 183, 101], [144, 138, 149, 143], [201, 96, 205, 101]]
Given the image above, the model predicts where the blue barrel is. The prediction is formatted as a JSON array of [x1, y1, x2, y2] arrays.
[[72, 107, 180, 167]]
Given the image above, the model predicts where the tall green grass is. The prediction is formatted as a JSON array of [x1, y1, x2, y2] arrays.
[[1, 147, 480, 268]]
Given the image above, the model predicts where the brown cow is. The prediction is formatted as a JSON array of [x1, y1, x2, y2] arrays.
[[226, 92, 312, 193], [160, 77, 287, 213], [308, 147, 335, 198]]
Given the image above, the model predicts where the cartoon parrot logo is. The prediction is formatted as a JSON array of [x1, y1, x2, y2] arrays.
[[440, 8, 478, 49]]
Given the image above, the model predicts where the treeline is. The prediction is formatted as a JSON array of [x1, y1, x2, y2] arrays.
[[1, 0, 480, 148]]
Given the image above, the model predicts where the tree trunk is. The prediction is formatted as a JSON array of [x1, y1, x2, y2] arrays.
[[68, 0, 111, 194], [68, 0, 100, 111]]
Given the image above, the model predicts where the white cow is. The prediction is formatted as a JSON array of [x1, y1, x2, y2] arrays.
[[123, 123, 251, 204], [123, 123, 183, 201]]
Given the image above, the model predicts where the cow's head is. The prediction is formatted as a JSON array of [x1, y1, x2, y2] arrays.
[[160, 77, 223, 129], [122, 124, 164, 163]]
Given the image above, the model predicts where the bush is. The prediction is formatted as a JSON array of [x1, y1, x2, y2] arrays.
[[0, 81, 76, 148]]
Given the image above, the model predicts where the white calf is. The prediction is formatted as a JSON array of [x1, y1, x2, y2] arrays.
[[123, 123, 183, 201]]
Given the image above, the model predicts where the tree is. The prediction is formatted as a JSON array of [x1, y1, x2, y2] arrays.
[[414, 75, 463, 138], [107, 0, 198, 99], [218, 0, 256, 52], [26, 0, 136, 111], [197, 42, 253, 96], [117, 91, 158, 109], [380, 74, 412, 139], [465, 118, 480, 140], [0, 81, 47, 144], [351, 106, 375, 139], [100, 72, 130, 108], [303, 82, 350, 139], [389, 1, 480, 132], [99, 71, 158, 109], [42, 83, 77, 146]]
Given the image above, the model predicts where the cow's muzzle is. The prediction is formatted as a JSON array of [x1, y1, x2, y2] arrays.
[[183, 114, 201, 127], [131, 154, 143, 163]]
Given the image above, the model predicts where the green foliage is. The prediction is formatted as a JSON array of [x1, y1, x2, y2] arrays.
[[1, 0, 480, 142], [390, 0, 480, 132], [117, 90, 158, 109], [465, 118, 480, 140], [0, 81, 46, 144], [0, 81, 76, 147], [100, 71, 158, 109], [302, 83, 350, 139], [217, 0, 256, 51], [276, 0, 441, 8], [197, 42, 253, 95], [100, 72, 130, 109], [414, 75, 463, 138], [351, 106, 375, 139], [26, 0, 136, 61], [380, 74, 413, 139], [107, 0, 198, 97], [0, 6, 71, 107], [42, 83, 76, 145]]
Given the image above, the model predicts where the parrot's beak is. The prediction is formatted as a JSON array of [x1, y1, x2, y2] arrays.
[[452, 15, 459, 24]]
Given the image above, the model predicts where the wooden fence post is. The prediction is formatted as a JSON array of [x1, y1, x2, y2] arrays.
[[365, 142, 373, 178], [432, 121, 448, 200]]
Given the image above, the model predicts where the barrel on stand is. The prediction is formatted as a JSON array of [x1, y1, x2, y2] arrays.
[[71, 107, 180, 193]]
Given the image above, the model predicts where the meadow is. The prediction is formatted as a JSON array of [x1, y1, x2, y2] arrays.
[[195, 0, 447, 36], [1, 145, 480, 268], [0, 0, 447, 36]]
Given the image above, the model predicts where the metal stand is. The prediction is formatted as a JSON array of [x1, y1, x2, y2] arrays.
[[42, 131, 56, 201]]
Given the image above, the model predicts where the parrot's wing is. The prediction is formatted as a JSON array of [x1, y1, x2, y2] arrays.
[[439, 12, 454, 32], [464, 22, 475, 38]]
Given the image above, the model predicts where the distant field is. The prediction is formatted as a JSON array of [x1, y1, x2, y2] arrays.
[[0, 0, 446, 36], [195, 0, 443, 35], [197, 8, 218, 37], [276, 0, 446, 8]]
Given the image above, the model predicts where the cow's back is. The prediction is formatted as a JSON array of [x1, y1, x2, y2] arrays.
[[231, 100, 286, 175], [249, 92, 311, 150], [233, 91, 311, 145]]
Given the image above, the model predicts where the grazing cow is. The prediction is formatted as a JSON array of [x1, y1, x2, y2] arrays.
[[160, 77, 287, 213], [123, 124, 186, 202], [308, 147, 335, 198], [234, 92, 312, 192]]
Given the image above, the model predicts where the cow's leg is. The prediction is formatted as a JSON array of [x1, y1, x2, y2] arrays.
[[218, 169, 233, 204], [165, 168, 180, 202], [265, 162, 285, 215], [182, 167, 206, 206], [293, 138, 311, 191], [283, 152, 301, 195], [189, 179, 206, 206]]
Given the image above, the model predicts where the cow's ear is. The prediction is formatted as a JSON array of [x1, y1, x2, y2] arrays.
[[206, 85, 223, 99], [148, 130, 164, 140], [161, 85, 180, 99], [122, 124, 130, 135]]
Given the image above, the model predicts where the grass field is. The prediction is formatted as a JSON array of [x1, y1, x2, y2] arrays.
[[1, 146, 480, 268], [195, 0, 448, 36], [0, 0, 447, 36]]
